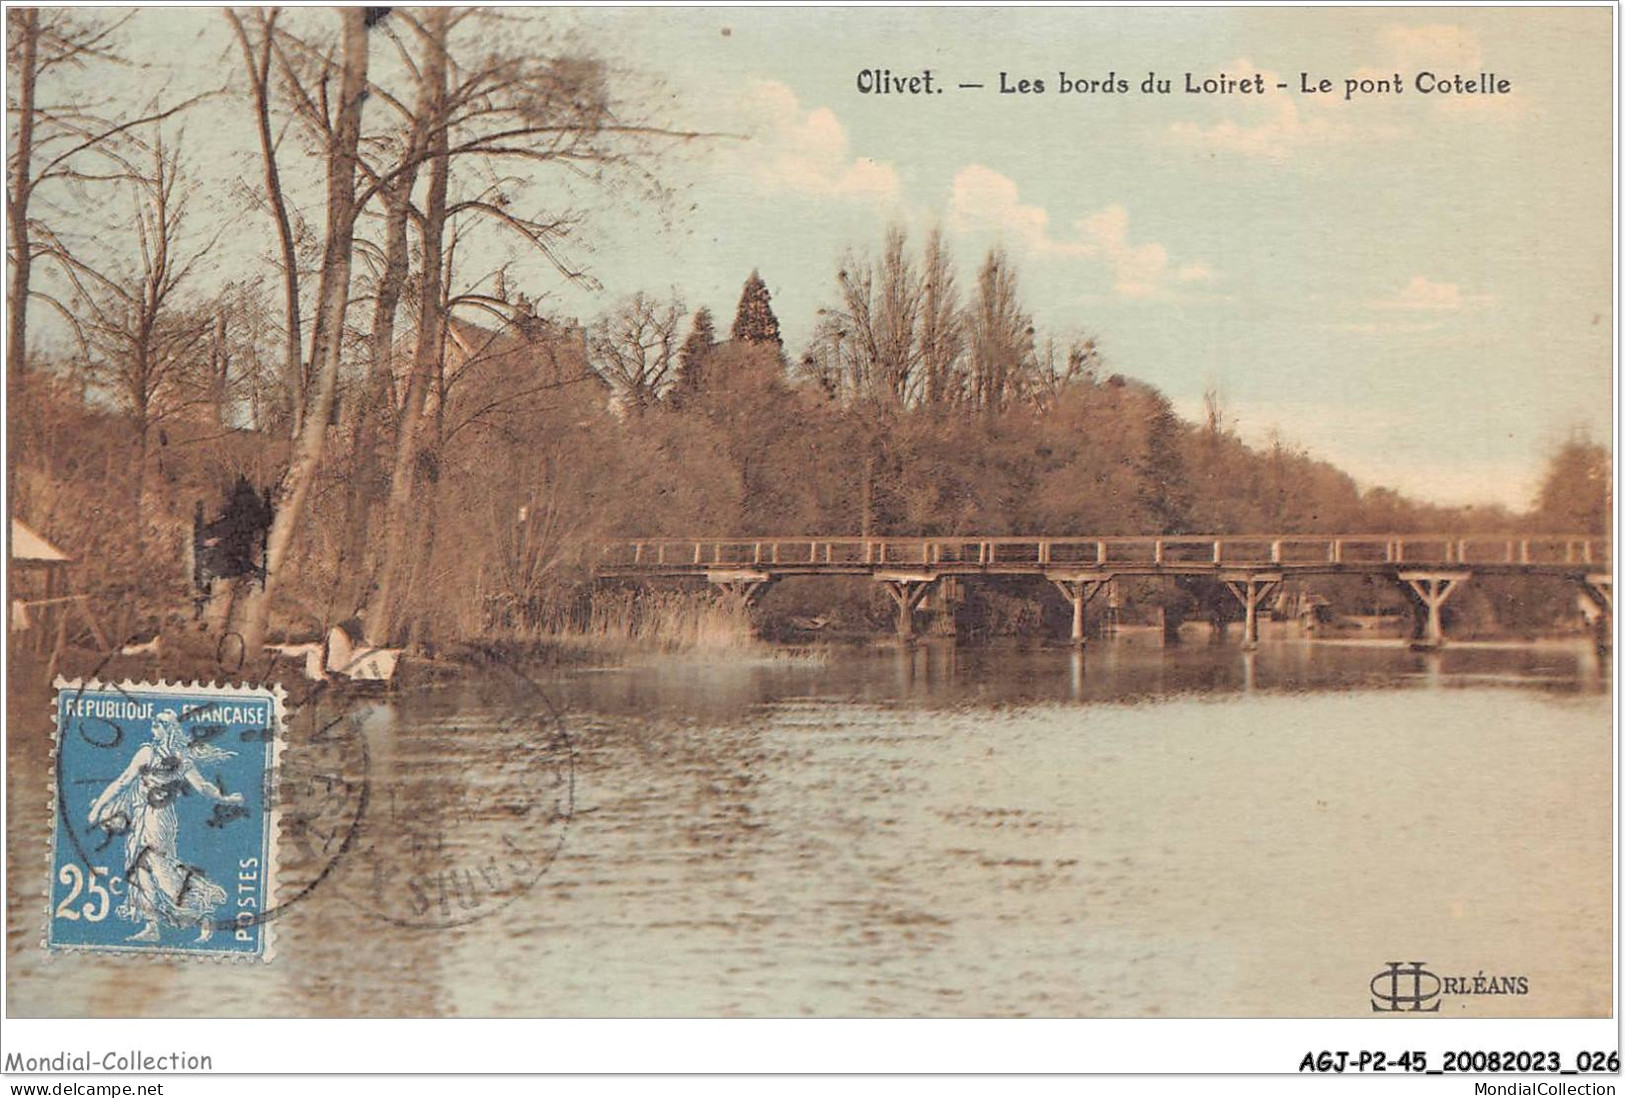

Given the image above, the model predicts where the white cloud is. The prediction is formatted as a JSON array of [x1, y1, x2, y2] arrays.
[[1371, 275, 1491, 311], [1170, 100, 1337, 162], [1167, 59, 1403, 161], [948, 165, 1209, 300], [1076, 205, 1172, 300], [949, 164, 1070, 253], [732, 81, 901, 203], [1373, 24, 1518, 117], [1169, 32, 1512, 160]]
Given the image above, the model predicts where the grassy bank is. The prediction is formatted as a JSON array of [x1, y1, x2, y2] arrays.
[[510, 588, 761, 656]]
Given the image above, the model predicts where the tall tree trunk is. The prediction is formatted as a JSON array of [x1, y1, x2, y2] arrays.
[[366, 10, 449, 646], [133, 416, 148, 561], [238, 8, 370, 655], [365, 180, 416, 417], [7, 9, 38, 398], [402, 464, 443, 653], [226, 8, 304, 438], [211, 310, 231, 426], [333, 172, 418, 619]]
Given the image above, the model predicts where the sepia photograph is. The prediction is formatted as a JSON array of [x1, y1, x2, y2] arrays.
[[1, 1, 1616, 1073]]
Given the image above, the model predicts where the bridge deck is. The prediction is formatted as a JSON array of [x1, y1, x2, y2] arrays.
[[598, 534, 1610, 579]]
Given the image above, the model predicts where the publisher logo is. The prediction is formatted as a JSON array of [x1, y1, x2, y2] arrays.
[[1370, 961, 1441, 1012], [1368, 961, 1530, 1011]]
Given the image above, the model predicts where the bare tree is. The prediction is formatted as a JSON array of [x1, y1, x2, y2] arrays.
[[237, 6, 372, 655], [805, 225, 931, 536], [590, 291, 685, 411], [213, 280, 292, 434], [965, 248, 1035, 415], [7, 9, 196, 395], [818, 225, 922, 406], [220, 7, 711, 647], [916, 227, 963, 407], [1201, 382, 1231, 437], [1030, 334, 1101, 412], [354, 11, 710, 644], [874, 225, 921, 403], [811, 225, 973, 411], [797, 320, 846, 401], [48, 136, 214, 540], [365, 6, 452, 646], [224, 7, 307, 436]]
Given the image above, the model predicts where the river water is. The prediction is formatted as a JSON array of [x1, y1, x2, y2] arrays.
[[7, 638, 1612, 1017]]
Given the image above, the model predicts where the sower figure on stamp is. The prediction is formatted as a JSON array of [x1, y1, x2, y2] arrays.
[[88, 710, 243, 942]]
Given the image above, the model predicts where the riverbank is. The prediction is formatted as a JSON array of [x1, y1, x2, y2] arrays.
[[20, 626, 1603, 711]]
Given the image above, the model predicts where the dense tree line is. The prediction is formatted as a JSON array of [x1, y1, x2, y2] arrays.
[[7, 9, 1610, 658]]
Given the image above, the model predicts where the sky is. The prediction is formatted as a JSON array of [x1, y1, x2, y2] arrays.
[[84, 6, 1619, 510]]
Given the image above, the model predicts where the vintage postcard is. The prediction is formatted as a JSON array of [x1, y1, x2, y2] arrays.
[[2, 1, 1615, 1073]]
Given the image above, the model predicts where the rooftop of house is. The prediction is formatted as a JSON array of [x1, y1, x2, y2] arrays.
[[12, 518, 70, 564]]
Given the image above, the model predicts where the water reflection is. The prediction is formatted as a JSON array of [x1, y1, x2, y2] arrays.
[[6, 638, 1610, 1018], [562, 639, 1604, 718]]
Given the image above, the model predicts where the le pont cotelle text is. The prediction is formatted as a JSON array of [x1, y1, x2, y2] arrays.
[[856, 69, 1512, 100]]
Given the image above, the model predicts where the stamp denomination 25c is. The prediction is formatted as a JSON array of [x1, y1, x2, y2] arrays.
[[49, 679, 284, 960]]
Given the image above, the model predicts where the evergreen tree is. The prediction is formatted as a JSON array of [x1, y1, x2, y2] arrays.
[[675, 306, 717, 395], [731, 269, 782, 347]]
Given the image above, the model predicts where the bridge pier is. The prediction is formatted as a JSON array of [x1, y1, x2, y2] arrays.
[[877, 573, 936, 640], [1050, 576, 1112, 646], [1221, 572, 1282, 649], [1397, 571, 1471, 650], [707, 570, 775, 608], [1579, 573, 1612, 655]]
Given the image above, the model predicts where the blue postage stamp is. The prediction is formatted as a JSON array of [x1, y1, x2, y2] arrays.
[[48, 679, 283, 960]]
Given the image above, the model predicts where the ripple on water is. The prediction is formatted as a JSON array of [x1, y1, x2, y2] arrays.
[[6, 642, 1610, 1016]]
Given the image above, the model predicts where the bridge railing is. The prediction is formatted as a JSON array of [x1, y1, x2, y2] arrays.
[[598, 535, 1611, 571]]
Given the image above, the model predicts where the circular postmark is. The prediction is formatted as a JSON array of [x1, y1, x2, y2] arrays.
[[225, 644, 374, 938], [50, 639, 573, 944], [330, 661, 575, 929], [256, 678, 371, 931]]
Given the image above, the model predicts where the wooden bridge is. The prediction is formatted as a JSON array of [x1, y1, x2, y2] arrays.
[[597, 534, 1613, 649]]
